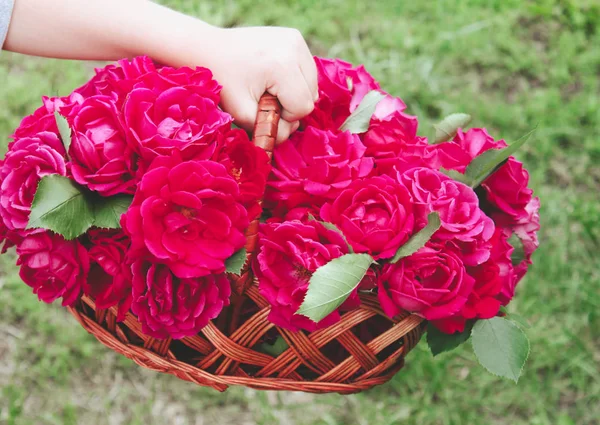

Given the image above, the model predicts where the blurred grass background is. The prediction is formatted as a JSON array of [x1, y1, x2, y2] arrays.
[[1, 0, 599, 424]]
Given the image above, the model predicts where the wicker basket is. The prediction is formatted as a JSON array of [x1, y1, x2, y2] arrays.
[[67, 94, 425, 394]]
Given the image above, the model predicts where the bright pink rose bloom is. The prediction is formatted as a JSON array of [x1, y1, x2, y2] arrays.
[[75, 56, 158, 100], [303, 57, 380, 130], [378, 243, 475, 320], [87, 229, 133, 321], [131, 261, 231, 339], [121, 155, 248, 278], [124, 86, 232, 163], [16, 232, 90, 306], [253, 220, 350, 332], [321, 175, 415, 260], [68, 96, 137, 195], [401, 167, 495, 264], [0, 213, 16, 253], [218, 129, 271, 220], [482, 158, 533, 224], [431, 229, 514, 334], [0, 132, 67, 230], [267, 128, 373, 210], [79, 57, 222, 110], [11, 95, 83, 140], [426, 128, 505, 172], [496, 196, 541, 302], [138, 66, 222, 105], [362, 96, 426, 160]]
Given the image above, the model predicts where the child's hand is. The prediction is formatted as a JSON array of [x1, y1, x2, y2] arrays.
[[204, 27, 318, 143]]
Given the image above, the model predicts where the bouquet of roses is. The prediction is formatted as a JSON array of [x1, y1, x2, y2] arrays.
[[0, 56, 539, 383]]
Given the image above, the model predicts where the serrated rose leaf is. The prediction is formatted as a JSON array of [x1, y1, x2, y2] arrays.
[[225, 248, 247, 275], [93, 194, 133, 229], [339, 90, 385, 134], [465, 127, 537, 187], [471, 317, 530, 383], [54, 111, 72, 157], [426, 321, 474, 357], [390, 212, 441, 263], [433, 113, 472, 143], [296, 253, 374, 322], [27, 174, 94, 240]]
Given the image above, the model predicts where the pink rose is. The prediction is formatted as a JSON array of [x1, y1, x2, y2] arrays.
[[303, 57, 381, 130], [121, 155, 248, 278], [11, 95, 83, 140], [401, 167, 495, 264], [378, 243, 475, 320], [483, 158, 533, 224], [431, 229, 514, 334], [131, 261, 230, 339], [320, 175, 415, 260], [253, 220, 350, 332], [425, 128, 505, 172], [267, 127, 373, 210], [87, 229, 133, 321], [138, 66, 222, 105], [217, 129, 271, 221], [75, 56, 158, 101], [0, 132, 67, 230], [497, 196, 541, 302], [123, 86, 232, 163], [0, 213, 16, 253], [17, 232, 90, 306], [68, 96, 137, 195], [362, 96, 425, 160], [78, 57, 222, 110]]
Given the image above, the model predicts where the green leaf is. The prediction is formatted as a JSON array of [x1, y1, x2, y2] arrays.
[[427, 321, 474, 356], [465, 127, 537, 187], [339, 90, 385, 133], [257, 336, 289, 357], [93, 195, 133, 229], [27, 175, 95, 240], [390, 212, 441, 263], [296, 253, 374, 323], [54, 112, 72, 157], [471, 317, 530, 383], [439, 168, 472, 186], [307, 214, 353, 253], [433, 113, 472, 143], [508, 233, 526, 266], [225, 248, 247, 275]]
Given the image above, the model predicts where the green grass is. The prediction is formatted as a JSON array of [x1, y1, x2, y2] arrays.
[[1, 0, 599, 424]]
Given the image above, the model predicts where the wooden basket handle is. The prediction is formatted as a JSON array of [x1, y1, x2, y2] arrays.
[[232, 93, 282, 295], [252, 93, 282, 156]]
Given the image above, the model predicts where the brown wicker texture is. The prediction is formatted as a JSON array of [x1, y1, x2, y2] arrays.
[[67, 94, 425, 394]]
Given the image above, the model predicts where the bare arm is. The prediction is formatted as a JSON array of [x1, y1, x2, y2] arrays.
[[3, 0, 317, 141]]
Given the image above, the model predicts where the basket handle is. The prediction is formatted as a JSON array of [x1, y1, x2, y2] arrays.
[[252, 93, 282, 156], [232, 93, 282, 295]]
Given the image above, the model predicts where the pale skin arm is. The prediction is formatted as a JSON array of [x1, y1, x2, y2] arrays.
[[4, 0, 318, 141]]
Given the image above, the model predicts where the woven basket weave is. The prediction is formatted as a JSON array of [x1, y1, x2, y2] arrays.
[[67, 94, 425, 394]]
